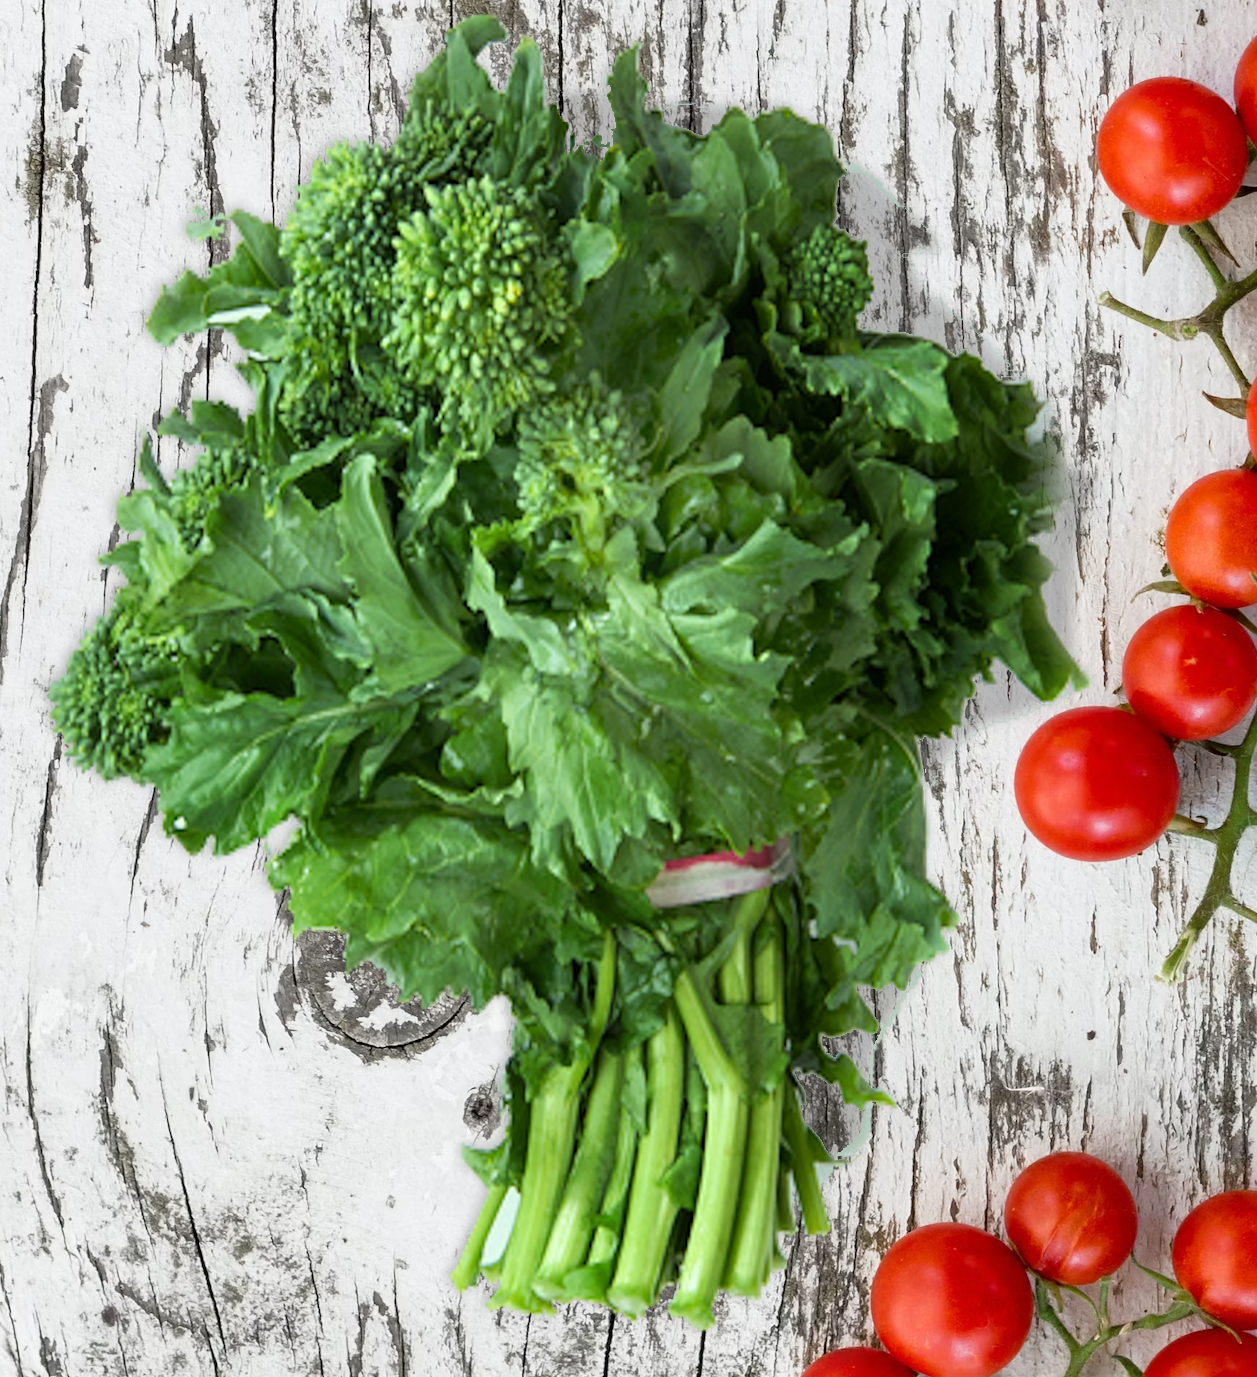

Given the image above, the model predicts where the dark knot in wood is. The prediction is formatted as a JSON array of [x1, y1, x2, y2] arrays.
[[285, 925, 470, 1061]]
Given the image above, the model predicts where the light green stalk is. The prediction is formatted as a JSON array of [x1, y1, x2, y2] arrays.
[[451, 1182, 508, 1291], [724, 914, 785, 1294], [783, 1085, 830, 1236], [560, 1058, 641, 1302], [670, 889, 768, 1328], [606, 1008, 686, 1316], [533, 1048, 626, 1300], [489, 929, 616, 1312]]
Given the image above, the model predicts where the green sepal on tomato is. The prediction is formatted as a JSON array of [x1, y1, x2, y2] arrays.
[[1096, 76, 1248, 226], [1165, 469, 1257, 609], [1003, 1151, 1138, 1285], [1122, 605, 1257, 741], [870, 1223, 1033, 1377], [1145, 1330, 1257, 1377], [1015, 706, 1180, 861], [1172, 1189, 1257, 1331]]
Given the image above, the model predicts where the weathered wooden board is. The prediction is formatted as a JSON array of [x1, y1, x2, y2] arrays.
[[1, 0, 1255, 1373]]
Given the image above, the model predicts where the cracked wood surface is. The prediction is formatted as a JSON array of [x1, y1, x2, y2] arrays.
[[2, 0, 1256, 1373]]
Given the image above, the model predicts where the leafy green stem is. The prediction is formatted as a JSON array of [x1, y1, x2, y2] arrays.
[[669, 889, 769, 1326], [575, 1058, 641, 1291], [491, 929, 617, 1311], [783, 1087, 830, 1235], [452, 1182, 508, 1291], [606, 1007, 686, 1316], [533, 1048, 626, 1300], [724, 913, 786, 1295]]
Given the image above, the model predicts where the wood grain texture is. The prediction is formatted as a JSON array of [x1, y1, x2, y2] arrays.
[[1, 0, 1255, 1373]]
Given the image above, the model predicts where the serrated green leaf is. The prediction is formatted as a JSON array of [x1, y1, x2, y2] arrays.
[[486, 645, 676, 871], [803, 716, 956, 992], [770, 333, 959, 443], [272, 805, 571, 1007], [336, 454, 468, 691], [145, 686, 386, 853]]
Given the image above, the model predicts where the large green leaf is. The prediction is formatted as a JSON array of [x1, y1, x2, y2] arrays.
[[769, 333, 959, 444], [273, 803, 571, 1007], [145, 686, 403, 853], [336, 454, 469, 692], [801, 716, 956, 994]]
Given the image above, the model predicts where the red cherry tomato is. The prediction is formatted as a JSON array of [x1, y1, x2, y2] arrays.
[[800, 1349, 916, 1377], [1122, 605, 1257, 740], [1237, 35, 1257, 144], [1165, 469, 1257, 609], [1014, 706, 1179, 861], [1145, 1330, 1257, 1377], [1172, 1190, 1257, 1330], [870, 1223, 1033, 1377], [1248, 382, 1257, 459], [1002, 1152, 1138, 1285], [1096, 77, 1248, 224]]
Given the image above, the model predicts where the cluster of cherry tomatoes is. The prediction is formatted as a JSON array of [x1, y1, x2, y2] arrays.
[[1014, 36, 1257, 865], [799, 1154, 1257, 1377]]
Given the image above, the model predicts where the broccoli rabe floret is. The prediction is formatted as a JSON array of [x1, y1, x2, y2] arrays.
[[514, 377, 648, 549], [279, 142, 425, 443], [166, 447, 262, 551], [387, 176, 575, 440], [785, 224, 874, 345], [279, 108, 493, 444], [51, 598, 181, 781]]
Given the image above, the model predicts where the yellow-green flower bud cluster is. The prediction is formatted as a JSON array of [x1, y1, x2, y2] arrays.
[[388, 176, 574, 438]]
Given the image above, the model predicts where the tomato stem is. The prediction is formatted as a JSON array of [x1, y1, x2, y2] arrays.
[[1161, 704, 1257, 980], [1179, 223, 1230, 289], [1096, 292, 1178, 336], [1036, 1276, 1203, 1377], [1165, 813, 1218, 839], [1099, 228, 1257, 396], [1224, 895, 1257, 924], [1189, 220, 1240, 270]]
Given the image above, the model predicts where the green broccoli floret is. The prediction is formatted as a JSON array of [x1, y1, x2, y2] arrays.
[[166, 446, 262, 551], [387, 176, 575, 441], [51, 597, 182, 780], [279, 108, 493, 445], [514, 377, 649, 551], [784, 224, 874, 345]]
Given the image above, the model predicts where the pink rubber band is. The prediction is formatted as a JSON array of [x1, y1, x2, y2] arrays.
[[645, 836, 794, 909]]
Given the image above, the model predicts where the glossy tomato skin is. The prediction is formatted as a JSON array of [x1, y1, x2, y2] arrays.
[[1237, 34, 1257, 143], [1096, 77, 1247, 224], [1122, 606, 1257, 740], [871, 1223, 1033, 1377], [1248, 382, 1257, 459], [1172, 1190, 1257, 1330], [1014, 707, 1179, 861], [799, 1349, 916, 1377], [1145, 1330, 1257, 1377], [1165, 469, 1257, 609], [1003, 1152, 1138, 1285]]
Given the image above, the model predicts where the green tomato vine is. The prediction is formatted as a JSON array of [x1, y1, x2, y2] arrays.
[[1036, 1271, 1200, 1377], [1098, 200, 1257, 982]]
